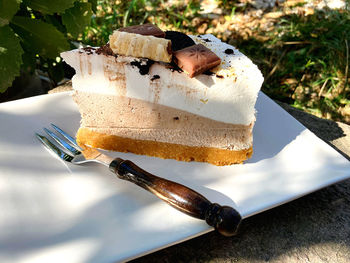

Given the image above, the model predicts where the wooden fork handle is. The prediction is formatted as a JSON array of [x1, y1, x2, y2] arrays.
[[109, 158, 241, 236]]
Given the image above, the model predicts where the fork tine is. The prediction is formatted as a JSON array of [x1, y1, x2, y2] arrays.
[[51, 124, 83, 151], [44, 128, 81, 155], [35, 133, 74, 162]]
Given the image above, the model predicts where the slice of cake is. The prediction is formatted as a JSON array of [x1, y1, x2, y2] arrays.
[[61, 27, 263, 166]]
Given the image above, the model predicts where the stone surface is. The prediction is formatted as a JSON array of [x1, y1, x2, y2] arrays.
[[48, 84, 350, 263]]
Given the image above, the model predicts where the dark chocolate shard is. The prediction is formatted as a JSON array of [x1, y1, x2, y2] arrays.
[[118, 24, 165, 38], [173, 44, 221, 78], [165, 31, 195, 51]]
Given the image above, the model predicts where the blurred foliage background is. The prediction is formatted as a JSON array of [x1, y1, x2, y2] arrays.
[[0, 0, 349, 124], [0, 0, 96, 100]]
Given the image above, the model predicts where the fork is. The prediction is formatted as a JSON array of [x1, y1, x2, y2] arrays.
[[36, 124, 242, 236]]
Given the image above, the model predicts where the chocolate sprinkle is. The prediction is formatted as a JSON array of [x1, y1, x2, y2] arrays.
[[216, 74, 224, 78], [165, 31, 195, 51], [96, 43, 116, 57], [203, 70, 214, 76], [130, 59, 154, 75], [224, 48, 234, 55], [166, 62, 183, 73], [82, 46, 96, 55], [151, 75, 160, 81], [173, 117, 179, 120]]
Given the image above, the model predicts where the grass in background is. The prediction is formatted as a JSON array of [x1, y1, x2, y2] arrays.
[[241, 9, 350, 123], [81, 0, 201, 46], [80, 0, 349, 124]]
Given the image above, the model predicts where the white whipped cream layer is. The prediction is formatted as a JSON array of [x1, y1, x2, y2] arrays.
[[61, 34, 263, 125]]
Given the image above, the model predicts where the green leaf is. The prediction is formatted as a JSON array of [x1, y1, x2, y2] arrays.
[[44, 14, 67, 33], [0, 0, 21, 26], [0, 25, 24, 92], [21, 50, 36, 74], [26, 0, 76, 15], [11, 16, 69, 59], [88, 0, 97, 13], [62, 2, 93, 38]]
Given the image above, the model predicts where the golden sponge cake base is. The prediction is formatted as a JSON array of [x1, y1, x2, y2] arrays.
[[77, 127, 253, 166]]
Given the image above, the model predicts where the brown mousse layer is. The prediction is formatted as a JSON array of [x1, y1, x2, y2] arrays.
[[73, 91, 253, 150]]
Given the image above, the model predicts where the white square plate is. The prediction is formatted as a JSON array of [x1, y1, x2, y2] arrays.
[[0, 92, 349, 263]]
